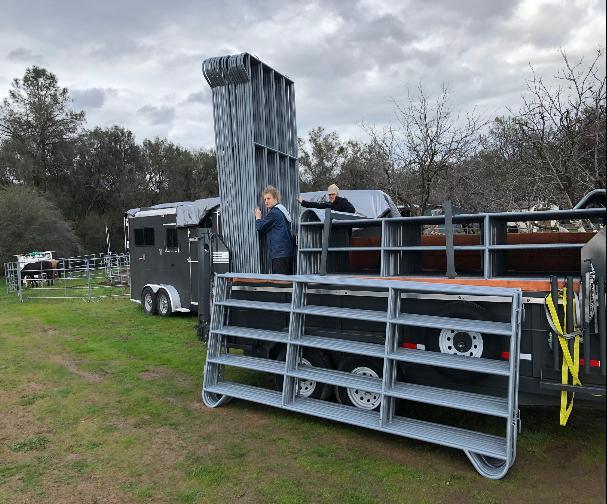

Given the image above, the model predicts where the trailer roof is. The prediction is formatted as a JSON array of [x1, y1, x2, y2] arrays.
[[126, 197, 220, 227], [300, 189, 401, 219]]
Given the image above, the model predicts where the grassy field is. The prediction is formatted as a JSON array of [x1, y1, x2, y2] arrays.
[[0, 283, 605, 503]]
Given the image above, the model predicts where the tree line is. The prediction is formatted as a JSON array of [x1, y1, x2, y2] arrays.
[[0, 67, 218, 262], [298, 50, 605, 215], [1, 50, 605, 265]]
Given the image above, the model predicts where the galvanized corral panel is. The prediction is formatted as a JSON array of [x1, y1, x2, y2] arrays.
[[203, 53, 299, 273]]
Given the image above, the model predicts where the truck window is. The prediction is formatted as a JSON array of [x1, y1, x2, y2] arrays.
[[134, 227, 155, 246], [166, 228, 178, 249]]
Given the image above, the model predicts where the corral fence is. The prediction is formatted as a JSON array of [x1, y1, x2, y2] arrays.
[[4, 253, 130, 302]]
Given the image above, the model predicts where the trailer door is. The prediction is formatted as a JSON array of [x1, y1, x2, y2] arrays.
[[189, 231, 199, 309], [130, 220, 157, 301]]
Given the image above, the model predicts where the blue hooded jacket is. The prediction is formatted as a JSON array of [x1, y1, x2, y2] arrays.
[[255, 204, 294, 259]]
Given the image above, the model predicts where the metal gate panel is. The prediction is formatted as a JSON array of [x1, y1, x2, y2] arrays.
[[203, 273, 523, 479]]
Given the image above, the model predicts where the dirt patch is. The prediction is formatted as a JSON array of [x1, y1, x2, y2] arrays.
[[39, 479, 130, 504], [46, 355, 104, 383], [139, 366, 193, 388], [543, 442, 580, 461], [0, 391, 52, 447]]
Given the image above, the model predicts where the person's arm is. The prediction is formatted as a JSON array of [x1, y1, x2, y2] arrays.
[[301, 199, 330, 209], [255, 209, 277, 233]]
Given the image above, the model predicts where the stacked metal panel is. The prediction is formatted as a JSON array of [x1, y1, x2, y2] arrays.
[[203, 53, 299, 273]]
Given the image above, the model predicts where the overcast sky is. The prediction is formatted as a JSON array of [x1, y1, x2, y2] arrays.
[[1, 0, 605, 149]]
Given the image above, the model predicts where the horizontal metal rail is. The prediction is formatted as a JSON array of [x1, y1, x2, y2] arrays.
[[297, 206, 605, 279], [203, 273, 523, 479]]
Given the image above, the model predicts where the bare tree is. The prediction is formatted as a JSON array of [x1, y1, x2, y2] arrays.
[[513, 49, 606, 207], [361, 124, 411, 206], [394, 83, 486, 214]]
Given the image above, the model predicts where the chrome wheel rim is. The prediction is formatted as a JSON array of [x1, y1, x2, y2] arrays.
[[159, 294, 169, 314], [438, 329, 483, 358], [144, 293, 153, 312], [346, 366, 381, 409], [297, 357, 316, 397]]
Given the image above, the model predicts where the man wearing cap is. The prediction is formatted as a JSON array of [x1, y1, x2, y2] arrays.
[[297, 184, 356, 213]]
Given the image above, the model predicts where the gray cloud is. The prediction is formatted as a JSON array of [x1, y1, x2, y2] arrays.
[[184, 91, 208, 104], [7, 47, 43, 62], [0, 0, 603, 148], [71, 87, 114, 110], [137, 105, 175, 125]]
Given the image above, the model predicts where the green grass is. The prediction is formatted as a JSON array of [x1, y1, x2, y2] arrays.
[[0, 280, 605, 503], [9, 436, 49, 453]]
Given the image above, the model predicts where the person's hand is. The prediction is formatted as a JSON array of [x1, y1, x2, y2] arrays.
[[254, 207, 262, 219]]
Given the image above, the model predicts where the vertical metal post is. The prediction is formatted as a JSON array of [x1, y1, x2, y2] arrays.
[[599, 277, 606, 377], [284, 280, 304, 406], [320, 208, 332, 276], [87, 258, 92, 300], [380, 220, 386, 277], [582, 274, 591, 375], [17, 263, 23, 303], [483, 215, 491, 279], [444, 200, 456, 279], [551, 276, 559, 371], [380, 287, 399, 427], [566, 276, 574, 367]]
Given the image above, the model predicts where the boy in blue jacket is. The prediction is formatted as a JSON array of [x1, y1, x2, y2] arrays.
[[254, 185, 294, 274]]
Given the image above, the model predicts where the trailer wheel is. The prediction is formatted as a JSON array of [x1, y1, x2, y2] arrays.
[[424, 302, 500, 379], [275, 347, 331, 400], [335, 356, 383, 411], [157, 289, 172, 317], [141, 287, 157, 315]]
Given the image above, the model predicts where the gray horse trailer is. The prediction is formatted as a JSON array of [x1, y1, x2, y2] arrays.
[[125, 197, 229, 316]]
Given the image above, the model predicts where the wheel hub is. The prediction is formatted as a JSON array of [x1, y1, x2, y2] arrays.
[[439, 328, 483, 358], [144, 293, 153, 311]]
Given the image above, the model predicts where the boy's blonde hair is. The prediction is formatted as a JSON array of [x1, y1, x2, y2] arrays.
[[263, 185, 280, 201]]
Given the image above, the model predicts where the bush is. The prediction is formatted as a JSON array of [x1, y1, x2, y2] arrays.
[[0, 185, 80, 266]]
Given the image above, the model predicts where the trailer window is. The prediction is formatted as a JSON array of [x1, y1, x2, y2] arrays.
[[134, 227, 155, 246], [166, 228, 178, 249]]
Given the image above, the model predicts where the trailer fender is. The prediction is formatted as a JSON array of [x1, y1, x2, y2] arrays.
[[143, 284, 189, 314]]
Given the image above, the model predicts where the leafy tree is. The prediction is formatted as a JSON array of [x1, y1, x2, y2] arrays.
[[298, 127, 349, 191], [141, 138, 218, 203], [67, 126, 146, 217], [191, 148, 219, 199], [0, 66, 85, 192], [0, 185, 79, 265]]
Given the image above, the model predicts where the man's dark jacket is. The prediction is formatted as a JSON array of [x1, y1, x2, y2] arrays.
[[301, 196, 355, 214]]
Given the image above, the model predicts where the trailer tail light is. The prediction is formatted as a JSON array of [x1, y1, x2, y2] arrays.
[[579, 358, 601, 368], [401, 342, 425, 350], [500, 353, 600, 367]]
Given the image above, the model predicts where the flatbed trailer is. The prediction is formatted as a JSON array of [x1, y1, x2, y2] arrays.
[[197, 51, 604, 479], [199, 196, 606, 479]]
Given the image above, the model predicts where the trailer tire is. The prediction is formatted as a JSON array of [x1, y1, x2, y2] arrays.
[[141, 287, 157, 315], [157, 289, 172, 317], [275, 347, 331, 400], [335, 356, 383, 411]]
